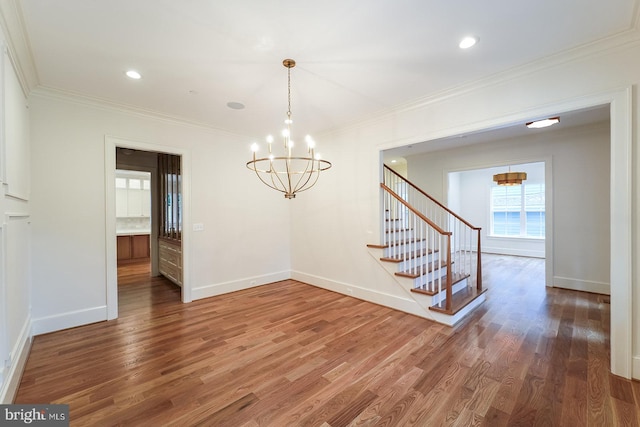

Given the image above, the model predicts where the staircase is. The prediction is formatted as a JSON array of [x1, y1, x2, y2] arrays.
[[367, 165, 486, 326]]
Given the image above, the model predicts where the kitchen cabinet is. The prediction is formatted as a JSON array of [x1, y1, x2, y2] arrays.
[[115, 173, 151, 218], [117, 234, 150, 264], [159, 238, 182, 286], [117, 235, 132, 260]]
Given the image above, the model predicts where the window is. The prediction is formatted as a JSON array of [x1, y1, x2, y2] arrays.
[[491, 183, 545, 238], [115, 177, 127, 189]]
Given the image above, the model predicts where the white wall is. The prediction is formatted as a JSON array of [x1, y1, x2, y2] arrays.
[[290, 37, 639, 379], [406, 124, 610, 293], [28, 91, 292, 334], [0, 42, 32, 402]]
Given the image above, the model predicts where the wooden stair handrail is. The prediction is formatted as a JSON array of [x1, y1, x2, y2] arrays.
[[381, 183, 451, 236], [384, 165, 481, 231]]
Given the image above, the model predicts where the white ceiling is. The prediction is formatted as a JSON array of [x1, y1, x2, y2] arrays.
[[15, 0, 639, 140], [383, 104, 611, 161]]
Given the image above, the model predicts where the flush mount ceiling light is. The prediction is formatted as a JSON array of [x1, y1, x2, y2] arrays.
[[246, 59, 332, 199], [125, 70, 142, 79], [226, 101, 245, 110], [526, 117, 560, 129], [493, 166, 527, 186], [459, 36, 478, 49]]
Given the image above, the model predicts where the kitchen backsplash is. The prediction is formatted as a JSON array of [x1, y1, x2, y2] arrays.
[[116, 216, 151, 232]]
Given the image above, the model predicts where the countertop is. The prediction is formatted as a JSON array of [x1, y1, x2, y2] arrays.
[[116, 230, 151, 236]]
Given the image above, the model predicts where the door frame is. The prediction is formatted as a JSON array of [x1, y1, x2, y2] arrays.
[[104, 136, 192, 319]]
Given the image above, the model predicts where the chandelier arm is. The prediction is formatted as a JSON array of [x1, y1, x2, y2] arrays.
[[294, 169, 322, 194], [269, 167, 290, 195], [285, 156, 294, 195], [253, 169, 286, 195], [296, 158, 328, 193], [287, 158, 333, 194], [247, 158, 331, 173], [291, 158, 316, 194], [248, 160, 288, 194]]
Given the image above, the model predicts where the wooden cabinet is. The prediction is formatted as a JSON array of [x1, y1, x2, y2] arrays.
[[117, 234, 150, 264], [159, 239, 182, 286], [117, 235, 132, 261]]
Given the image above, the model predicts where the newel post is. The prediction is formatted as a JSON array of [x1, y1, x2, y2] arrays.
[[446, 234, 452, 312], [476, 229, 482, 292]]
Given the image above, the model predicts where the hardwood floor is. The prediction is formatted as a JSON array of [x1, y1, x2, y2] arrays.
[[15, 255, 640, 426]]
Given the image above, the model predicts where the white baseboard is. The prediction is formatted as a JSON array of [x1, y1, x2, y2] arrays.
[[553, 276, 610, 295], [0, 317, 31, 403], [192, 271, 291, 300], [31, 306, 108, 336], [291, 270, 433, 320], [633, 356, 640, 380], [483, 247, 545, 258]]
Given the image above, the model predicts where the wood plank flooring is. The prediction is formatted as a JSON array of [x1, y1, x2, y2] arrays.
[[14, 255, 640, 426]]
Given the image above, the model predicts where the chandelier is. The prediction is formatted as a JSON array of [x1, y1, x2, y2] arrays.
[[493, 166, 527, 186], [246, 59, 332, 199]]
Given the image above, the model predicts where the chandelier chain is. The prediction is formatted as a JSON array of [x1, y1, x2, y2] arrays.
[[287, 66, 292, 119]]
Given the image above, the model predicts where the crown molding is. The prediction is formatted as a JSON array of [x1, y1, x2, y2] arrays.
[[0, 0, 38, 95], [319, 19, 640, 139], [399, 28, 640, 115], [30, 85, 250, 139]]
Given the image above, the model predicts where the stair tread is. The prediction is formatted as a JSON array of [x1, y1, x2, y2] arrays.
[[411, 272, 469, 295], [385, 228, 412, 234], [395, 260, 450, 278], [388, 237, 426, 246], [366, 244, 387, 249], [380, 248, 439, 263], [428, 286, 487, 315]]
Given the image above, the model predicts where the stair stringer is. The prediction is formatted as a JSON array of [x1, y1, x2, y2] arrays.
[[367, 246, 484, 326]]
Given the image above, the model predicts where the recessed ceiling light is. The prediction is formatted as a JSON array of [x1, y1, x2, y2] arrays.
[[526, 117, 560, 129], [459, 36, 478, 49], [126, 70, 142, 79], [227, 101, 245, 110]]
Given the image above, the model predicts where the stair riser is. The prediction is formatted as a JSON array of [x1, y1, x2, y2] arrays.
[[422, 278, 469, 305], [393, 255, 442, 272], [403, 266, 449, 285], [385, 230, 416, 241], [383, 241, 431, 257]]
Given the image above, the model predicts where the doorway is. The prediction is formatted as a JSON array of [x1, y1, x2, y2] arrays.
[[106, 136, 191, 321], [115, 150, 157, 279], [114, 150, 184, 312], [115, 168, 153, 303]]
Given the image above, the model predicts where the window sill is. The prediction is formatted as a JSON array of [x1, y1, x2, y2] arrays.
[[487, 235, 545, 241]]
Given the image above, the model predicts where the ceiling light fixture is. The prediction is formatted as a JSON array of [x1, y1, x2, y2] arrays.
[[227, 101, 245, 110], [125, 70, 142, 79], [246, 59, 332, 199], [459, 36, 478, 49], [493, 166, 527, 186], [526, 117, 560, 129]]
